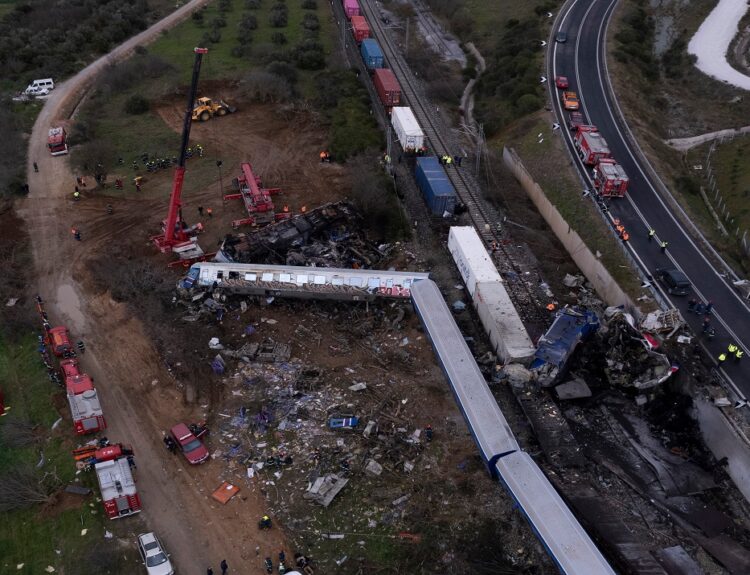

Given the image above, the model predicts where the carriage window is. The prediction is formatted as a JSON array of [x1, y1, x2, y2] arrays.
[[228, 271, 239, 279]]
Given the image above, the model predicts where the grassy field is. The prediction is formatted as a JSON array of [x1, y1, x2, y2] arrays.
[[0, 337, 138, 575], [149, 0, 335, 96], [687, 136, 750, 242]]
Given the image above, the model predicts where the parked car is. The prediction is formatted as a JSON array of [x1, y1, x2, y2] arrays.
[[656, 268, 691, 296], [170, 422, 209, 464], [555, 31, 568, 43], [555, 76, 569, 89], [137, 532, 174, 575]]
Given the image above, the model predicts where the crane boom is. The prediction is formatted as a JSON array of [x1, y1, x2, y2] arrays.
[[153, 47, 208, 252]]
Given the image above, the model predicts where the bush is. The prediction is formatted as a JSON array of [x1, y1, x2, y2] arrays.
[[192, 10, 204, 24], [240, 14, 258, 30], [266, 60, 297, 85], [302, 13, 319, 31], [124, 94, 149, 114], [294, 39, 325, 70], [239, 70, 292, 102], [269, 7, 288, 27], [245, 0, 260, 8], [218, 0, 232, 12], [211, 17, 227, 28], [271, 32, 287, 45], [301, 0, 316, 8]]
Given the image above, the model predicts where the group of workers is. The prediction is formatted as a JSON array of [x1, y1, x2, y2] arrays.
[[439, 154, 462, 167], [718, 342, 744, 364]]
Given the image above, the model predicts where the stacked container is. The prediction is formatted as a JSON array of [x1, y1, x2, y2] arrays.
[[415, 157, 456, 216], [360, 38, 384, 70], [390, 107, 424, 152], [373, 68, 401, 110], [448, 227, 536, 364], [344, 0, 360, 18], [350, 15, 370, 43]]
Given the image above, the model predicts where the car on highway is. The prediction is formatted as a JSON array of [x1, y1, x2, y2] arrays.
[[562, 91, 580, 111], [170, 422, 209, 464], [656, 268, 691, 296], [137, 532, 174, 575], [555, 76, 569, 89], [555, 31, 568, 43]]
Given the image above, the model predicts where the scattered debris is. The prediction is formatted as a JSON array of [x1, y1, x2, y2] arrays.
[[304, 474, 349, 507], [211, 482, 240, 504]]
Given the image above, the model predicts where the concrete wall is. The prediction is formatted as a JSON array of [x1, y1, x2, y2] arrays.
[[503, 147, 636, 310]]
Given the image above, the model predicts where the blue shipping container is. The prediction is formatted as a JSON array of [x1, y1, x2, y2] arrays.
[[360, 39, 384, 70], [415, 156, 457, 215]]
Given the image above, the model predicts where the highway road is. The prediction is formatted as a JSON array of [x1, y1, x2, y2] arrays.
[[548, 0, 750, 401]]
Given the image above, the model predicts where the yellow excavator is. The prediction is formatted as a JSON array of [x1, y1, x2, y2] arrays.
[[191, 97, 237, 122]]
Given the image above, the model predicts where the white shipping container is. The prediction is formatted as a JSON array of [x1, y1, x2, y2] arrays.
[[474, 281, 535, 364], [448, 226, 502, 297], [390, 107, 424, 151]]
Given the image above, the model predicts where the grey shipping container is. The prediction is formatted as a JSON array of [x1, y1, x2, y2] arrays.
[[360, 39, 384, 70], [415, 156, 457, 215]]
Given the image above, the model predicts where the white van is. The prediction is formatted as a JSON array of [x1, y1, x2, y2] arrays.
[[24, 78, 54, 95]]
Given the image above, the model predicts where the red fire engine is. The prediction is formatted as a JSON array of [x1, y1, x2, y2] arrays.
[[92, 444, 141, 519], [593, 158, 629, 198], [48, 127, 68, 156], [68, 388, 106, 434], [574, 125, 612, 166]]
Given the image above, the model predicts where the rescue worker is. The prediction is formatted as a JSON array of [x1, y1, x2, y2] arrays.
[[736, 348, 744, 361], [198, 205, 204, 216], [705, 301, 713, 315], [728, 343, 738, 355], [660, 241, 668, 253], [73, 191, 80, 201], [279, 551, 286, 564], [621, 230, 630, 241], [425, 424, 433, 442], [702, 316, 711, 333], [687, 298, 697, 312], [264, 558, 273, 574], [648, 228, 655, 241], [319, 151, 327, 162], [33, 161, 38, 173], [106, 204, 113, 215], [77, 340, 85, 354], [206, 207, 213, 218], [259, 515, 272, 529], [132, 160, 138, 170], [445, 155, 452, 166], [220, 559, 228, 574], [718, 352, 728, 365], [279, 562, 287, 574], [300, 206, 307, 213]]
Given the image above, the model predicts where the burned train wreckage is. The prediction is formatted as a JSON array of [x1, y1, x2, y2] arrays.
[[216, 202, 384, 268]]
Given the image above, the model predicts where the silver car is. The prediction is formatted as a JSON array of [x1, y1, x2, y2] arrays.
[[137, 532, 174, 575]]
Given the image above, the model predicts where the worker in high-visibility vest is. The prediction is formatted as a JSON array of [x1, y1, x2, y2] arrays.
[[728, 343, 739, 354], [736, 348, 745, 361], [718, 352, 727, 365], [73, 191, 80, 201], [648, 228, 655, 241]]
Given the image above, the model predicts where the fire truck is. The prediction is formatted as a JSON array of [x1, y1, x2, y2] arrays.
[[48, 127, 68, 156], [574, 125, 612, 166], [47, 326, 73, 357], [592, 158, 629, 198], [68, 388, 106, 434], [92, 444, 141, 519]]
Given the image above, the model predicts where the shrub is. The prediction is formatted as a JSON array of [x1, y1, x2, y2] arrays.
[[192, 10, 204, 24], [271, 32, 287, 45], [218, 0, 232, 12], [266, 60, 297, 85], [269, 3, 288, 27], [245, 0, 260, 8], [211, 17, 227, 28], [301, 0, 316, 8], [124, 94, 150, 115], [240, 14, 258, 30], [302, 13, 319, 31], [239, 70, 292, 102]]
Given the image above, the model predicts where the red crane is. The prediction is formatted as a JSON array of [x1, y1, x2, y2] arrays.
[[152, 47, 208, 253]]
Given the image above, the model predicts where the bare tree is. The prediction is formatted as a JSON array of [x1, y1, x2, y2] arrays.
[[0, 466, 62, 512], [0, 418, 40, 448]]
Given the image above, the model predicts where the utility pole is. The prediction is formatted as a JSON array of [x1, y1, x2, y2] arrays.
[[475, 123, 484, 175], [386, 126, 393, 175], [405, 17, 410, 55]]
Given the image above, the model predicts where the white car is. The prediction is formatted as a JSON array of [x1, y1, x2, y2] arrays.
[[137, 532, 174, 575]]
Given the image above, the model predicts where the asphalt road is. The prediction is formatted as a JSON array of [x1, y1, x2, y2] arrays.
[[548, 0, 750, 402]]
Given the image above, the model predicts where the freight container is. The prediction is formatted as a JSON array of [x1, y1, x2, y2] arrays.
[[474, 281, 535, 364], [344, 0, 360, 18], [360, 38, 384, 70], [448, 226, 502, 297], [391, 107, 424, 152], [373, 68, 401, 109], [350, 15, 370, 43], [415, 157, 457, 215]]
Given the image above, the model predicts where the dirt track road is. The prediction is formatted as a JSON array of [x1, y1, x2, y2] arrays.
[[17, 2, 286, 573]]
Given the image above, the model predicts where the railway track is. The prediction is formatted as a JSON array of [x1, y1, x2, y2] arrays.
[[359, 0, 549, 328]]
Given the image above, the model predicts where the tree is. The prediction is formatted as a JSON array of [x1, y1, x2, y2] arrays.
[[124, 94, 149, 115]]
